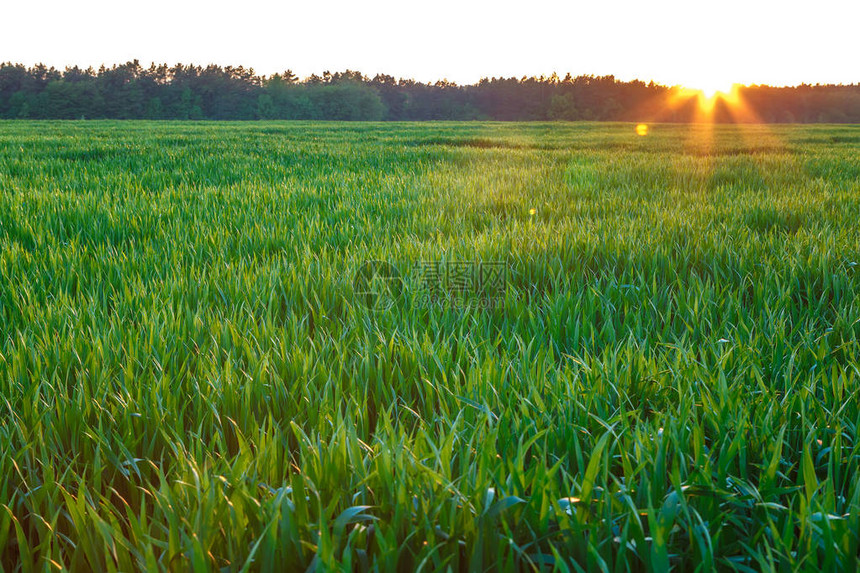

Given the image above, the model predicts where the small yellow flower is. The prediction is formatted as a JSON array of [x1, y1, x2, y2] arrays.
[[529, 208, 537, 216]]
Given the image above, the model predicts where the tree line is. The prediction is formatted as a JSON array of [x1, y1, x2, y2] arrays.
[[1, 61, 858, 122]]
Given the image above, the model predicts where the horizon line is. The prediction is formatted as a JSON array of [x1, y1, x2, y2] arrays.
[[3, 60, 859, 91]]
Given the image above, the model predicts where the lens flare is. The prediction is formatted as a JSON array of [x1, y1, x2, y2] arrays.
[[636, 124, 649, 136]]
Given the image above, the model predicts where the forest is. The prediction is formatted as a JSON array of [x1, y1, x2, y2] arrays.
[[1, 60, 858, 122]]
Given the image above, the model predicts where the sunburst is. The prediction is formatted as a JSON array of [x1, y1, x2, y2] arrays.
[[678, 84, 741, 113]]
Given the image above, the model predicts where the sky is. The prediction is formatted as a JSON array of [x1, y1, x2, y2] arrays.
[[2, 0, 858, 88]]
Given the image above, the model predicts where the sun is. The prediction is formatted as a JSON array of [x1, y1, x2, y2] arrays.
[[675, 81, 742, 113], [696, 81, 734, 99], [663, 81, 756, 124]]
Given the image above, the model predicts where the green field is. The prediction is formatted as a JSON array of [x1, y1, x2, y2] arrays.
[[1, 121, 860, 571]]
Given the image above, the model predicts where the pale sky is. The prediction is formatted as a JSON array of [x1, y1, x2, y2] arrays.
[[2, 0, 858, 88]]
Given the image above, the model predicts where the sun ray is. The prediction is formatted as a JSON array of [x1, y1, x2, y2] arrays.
[[624, 81, 788, 160]]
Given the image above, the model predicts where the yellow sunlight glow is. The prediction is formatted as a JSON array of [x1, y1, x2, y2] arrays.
[[696, 81, 734, 100], [674, 84, 742, 113], [631, 80, 779, 157]]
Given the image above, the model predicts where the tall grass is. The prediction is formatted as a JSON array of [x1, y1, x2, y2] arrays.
[[1, 121, 859, 571]]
